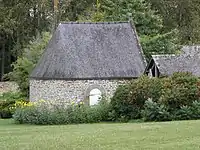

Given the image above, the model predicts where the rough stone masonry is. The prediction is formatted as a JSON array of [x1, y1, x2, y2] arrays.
[[30, 79, 128, 102]]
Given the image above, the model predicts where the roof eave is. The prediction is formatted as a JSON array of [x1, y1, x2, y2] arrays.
[[30, 76, 139, 81]]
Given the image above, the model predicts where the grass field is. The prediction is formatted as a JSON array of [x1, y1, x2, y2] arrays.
[[1, 119, 200, 150]]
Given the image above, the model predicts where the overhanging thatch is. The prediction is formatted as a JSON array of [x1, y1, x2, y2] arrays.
[[30, 22, 146, 80]]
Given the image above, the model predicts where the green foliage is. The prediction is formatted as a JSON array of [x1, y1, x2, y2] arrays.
[[0, 103, 13, 119], [8, 58, 34, 96], [190, 101, 200, 119], [59, 0, 95, 21], [0, 0, 53, 62], [7, 32, 51, 96], [111, 72, 200, 122], [101, 0, 179, 60], [102, 0, 162, 36], [147, 0, 200, 44], [0, 92, 25, 119], [141, 99, 171, 122], [160, 72, 200, 109], [173, 106, 193, 121], [142, 99, 200, 122], [78, 0, 105, 22], [13, 99, 111, 125], [128, 76, 163, 108], [140, 30, 180, 60], [173, 101, 200, 121], [0, 92, 24, 101], [110, 85, 140, 121]]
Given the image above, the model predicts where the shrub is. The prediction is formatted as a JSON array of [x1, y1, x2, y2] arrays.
[[0, 99, 14, 118], [190, 101, 200, 119], [142, 99, 200, 122], [110, 85, 140, 121], [13, 99, 111, 125], [0, 92, 26, 119], [172, 106, 193, 121], [128, 76, 163, 109], [0, 92, 25, 101], [110, 76, 164, 121], [141, 99, 171, 122], [0, 107, 12, 119], [160, 72, 200, 109]]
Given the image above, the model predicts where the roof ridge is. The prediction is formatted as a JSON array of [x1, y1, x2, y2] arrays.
[[59, 21, 129, 25]]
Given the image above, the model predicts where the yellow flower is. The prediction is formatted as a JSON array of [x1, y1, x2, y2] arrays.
[[79, 102, 84, 105]]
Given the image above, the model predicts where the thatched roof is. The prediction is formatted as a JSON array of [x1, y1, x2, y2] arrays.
[[147, 46, 200, 76], [30, 22, 146, 80]]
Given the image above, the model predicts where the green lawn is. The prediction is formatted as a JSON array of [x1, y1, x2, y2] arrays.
[[1, 120, 200, 150]]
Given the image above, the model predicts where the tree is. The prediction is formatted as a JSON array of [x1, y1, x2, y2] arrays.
[[7, 32, 51, 96], [147, 0, 200, 44], [59, 0, 95, 21], [101, 0, 179, 60], [0, 0, 53, 80], [140, 30, 179, 59], [78, 0, 105, 22], [101, 0, 162, 36]]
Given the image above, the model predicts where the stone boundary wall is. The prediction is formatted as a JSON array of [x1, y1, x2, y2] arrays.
[[0, 82, 19, 94], [30, 79, 129, 102]]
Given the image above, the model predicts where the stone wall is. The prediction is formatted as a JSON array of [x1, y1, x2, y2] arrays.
[[0, 82, 19, 94], [30, 79, 129, 102]]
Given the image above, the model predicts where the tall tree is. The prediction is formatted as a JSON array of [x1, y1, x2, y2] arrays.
[[59, 0, 95, 21], [78, 0, 105, 22], [101, 0, 163, 36], [147, 0, 200, 44], [101, 0, 179, 60], [0, 0, 53, 80]]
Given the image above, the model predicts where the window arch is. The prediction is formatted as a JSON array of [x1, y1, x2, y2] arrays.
[[89, 88, 102, 106], [84, 85, 106, 106]]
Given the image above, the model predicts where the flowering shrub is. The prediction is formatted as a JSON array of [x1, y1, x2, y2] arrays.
[[13, 99, 111, 125], [0, 92, 26, 118], [9, 100, 34, 114]]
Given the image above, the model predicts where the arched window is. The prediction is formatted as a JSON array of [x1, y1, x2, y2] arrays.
[[89, 88, 102, 106]]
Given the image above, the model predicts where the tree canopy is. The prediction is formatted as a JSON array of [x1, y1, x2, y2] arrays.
[[1, 0, 200, 94]]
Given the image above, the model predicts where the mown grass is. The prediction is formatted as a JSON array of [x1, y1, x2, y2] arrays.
[[1, 119, 200, 150]]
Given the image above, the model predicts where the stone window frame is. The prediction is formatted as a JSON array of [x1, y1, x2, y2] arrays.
[[84, 84, 106, 105]]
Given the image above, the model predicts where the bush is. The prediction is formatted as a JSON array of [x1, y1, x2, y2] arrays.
[[160, 72, 200, 109], [190, 101, 200, 119], [13, 99, 111, 125], [141, 99, 171, 122], [0, 107, 12, 119], [173, 101, 200, 120], [172, 106, 193, 121], [110, 72, 200, 122], [141, 99, 200, 122], [128, 76, 163, 109], [0, 92, 25, 101], [110, 76, 163, 121], [0, 92, 26, 119], [110, 85, 140, 121]]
